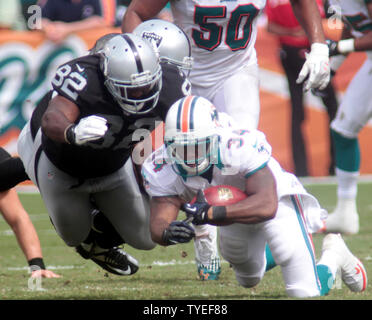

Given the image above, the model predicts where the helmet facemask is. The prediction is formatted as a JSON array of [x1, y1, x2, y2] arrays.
[[165, 133, 219, 177], [104, 67, 162, 115], [101, 33, 163, 115]]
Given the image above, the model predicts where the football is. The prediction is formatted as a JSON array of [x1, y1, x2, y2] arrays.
[[194, 185, 247, 206]]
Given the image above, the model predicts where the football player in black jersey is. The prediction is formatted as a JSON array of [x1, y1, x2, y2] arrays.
[[0, 147, 60, 278], [17, 32, 191, 276]]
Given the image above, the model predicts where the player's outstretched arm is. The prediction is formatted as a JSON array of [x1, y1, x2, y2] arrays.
[[121, 0, 169, 32], [150, 195, 194, 246], [289, 0, 326, 44], [0, 189, 60, 278], [290, 0, 330, 91]]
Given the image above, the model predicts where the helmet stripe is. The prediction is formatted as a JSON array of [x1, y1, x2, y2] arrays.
[[176, 97, 185, 131], [189, 96, 198, 130], [181, 95, 193, 132], [123, 34, 144, 73]]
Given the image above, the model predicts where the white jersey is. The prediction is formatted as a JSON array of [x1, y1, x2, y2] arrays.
[[170, 0, 266, 88], [329, 0, 372, 138], [142, 126, 326, 232], [329, 0, 372, 38]]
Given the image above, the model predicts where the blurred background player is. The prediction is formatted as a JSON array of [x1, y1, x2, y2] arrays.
[[141, 95, 367, 297], [0, 147, 60, 278], [0, 0, 26, 30], [322, 0, 372, 234], [122, 0, 331, 130], [38, 0, 116, 44], [266, 0, 339, 177]]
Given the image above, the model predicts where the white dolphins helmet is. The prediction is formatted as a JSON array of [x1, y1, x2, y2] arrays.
[[133, 19, 193, 72], [164, 96, 220, 177], [101, 33, 162, 115]]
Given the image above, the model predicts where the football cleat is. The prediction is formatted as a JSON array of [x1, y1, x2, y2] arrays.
[[322, 233, 367, 292], [324, 199, 359, 234], [198, 266, 221, 281], [197, 258, 221, 281], [76, 244, 139, 276]]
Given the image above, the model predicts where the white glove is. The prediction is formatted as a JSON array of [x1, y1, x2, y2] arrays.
[[65, 115, 108, 145], [296, 43, 330, 91]]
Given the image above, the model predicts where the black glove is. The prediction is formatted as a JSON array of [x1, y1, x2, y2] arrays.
[[182, 190, 211, 225], [162, 220, 195, 245], [327, 39, 340, 57]]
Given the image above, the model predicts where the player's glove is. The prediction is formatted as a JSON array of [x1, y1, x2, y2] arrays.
[[296, 43, 330, 91], [311, 69, 336, 98], [64, 115, 108, 145], [162, 220, 195, 245], [182, 190, 211, 225]]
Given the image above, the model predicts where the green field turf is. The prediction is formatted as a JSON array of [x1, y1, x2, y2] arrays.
[[0, 182, 371, 301]]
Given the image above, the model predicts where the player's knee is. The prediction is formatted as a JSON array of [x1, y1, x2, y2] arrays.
[[63, 233, 88, 247], [219, 236, 247, 265], [286, 285, 320, 298], [331, 122, 359, 140], [126, 233, 156, 250], [235, 273, 262, 288], [51, 217, 90, 247]]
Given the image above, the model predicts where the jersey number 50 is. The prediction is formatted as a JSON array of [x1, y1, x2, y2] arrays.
[[192, 4, 259, 51]]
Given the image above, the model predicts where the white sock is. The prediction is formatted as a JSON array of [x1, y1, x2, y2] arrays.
[[336, 167, 359, 199], [318, 251, 339, 279]]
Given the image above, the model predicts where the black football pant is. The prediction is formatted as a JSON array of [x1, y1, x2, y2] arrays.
[[279, 44, 338, 176]]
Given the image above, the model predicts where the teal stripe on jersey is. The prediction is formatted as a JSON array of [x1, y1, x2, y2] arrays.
[[290, 195, 321, 294], [244, 162, 268, 178]]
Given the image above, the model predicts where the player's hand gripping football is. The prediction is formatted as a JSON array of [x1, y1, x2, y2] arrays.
[[296, 43, 330, 91], [182, 190, 211, 225], [65, 115, 108, 145]]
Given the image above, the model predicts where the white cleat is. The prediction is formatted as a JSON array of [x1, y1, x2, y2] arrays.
[[324, 199, 359, 234], [322, 234, 367, 292]]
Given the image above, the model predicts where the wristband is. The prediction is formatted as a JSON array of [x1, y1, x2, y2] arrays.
[[28, 257, 46, 272], [338, 39, 355, 54], [212, 206, 227, 222], [64, 124, 76, 145]]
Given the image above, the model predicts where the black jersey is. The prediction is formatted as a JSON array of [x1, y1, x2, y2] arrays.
[[0, 147, 29, 191], [36, 54, 189, 179]]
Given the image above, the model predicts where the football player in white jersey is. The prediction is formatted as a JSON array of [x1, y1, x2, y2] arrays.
[[321, 0, 372, 234], [141, 95, 367, 297], [123, 0, 331, 281], [123, 0, 330, 129]]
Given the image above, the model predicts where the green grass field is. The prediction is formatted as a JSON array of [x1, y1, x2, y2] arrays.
[[1, 182, 372, 301]]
